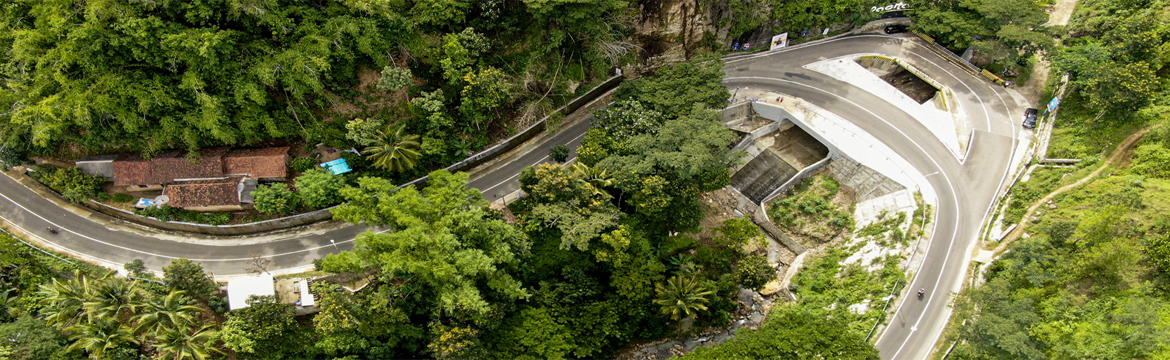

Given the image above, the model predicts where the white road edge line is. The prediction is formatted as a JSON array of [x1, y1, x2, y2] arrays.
[[480, 129, 590, 193], [914, 72, 1021, 360], [0, 186, 367, 262], [732, 33, 1018, 358], [724, 76, 963, 360]]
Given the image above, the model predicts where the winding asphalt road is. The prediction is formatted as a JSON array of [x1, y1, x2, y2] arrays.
[[0, 110, 590, 277], [723, 34, 1021, 359], [0, 33, 1020, 358]]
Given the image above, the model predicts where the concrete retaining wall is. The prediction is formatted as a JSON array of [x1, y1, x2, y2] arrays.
[[753, 105, 841, 157], [731, 122, 784, 152], [719, 102, 754, 124], [89, 201, 340, 235], [826, 156, 906, 202], [856, 54, 954, 111], [727, 186, 808, 254], [760, 156, 833, 205]]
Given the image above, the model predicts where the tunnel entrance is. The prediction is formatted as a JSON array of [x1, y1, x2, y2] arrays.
[[856, 57, 939, 104]]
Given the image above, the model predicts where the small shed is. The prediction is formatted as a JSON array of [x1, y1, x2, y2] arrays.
[[227, 273, 275, 310], [238, 178, 258, 204], [75, 155, 121, 179]]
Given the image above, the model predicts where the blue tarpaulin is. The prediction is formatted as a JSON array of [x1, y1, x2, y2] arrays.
[[321, 158, 352, 175], [135, 198, 155, 208]]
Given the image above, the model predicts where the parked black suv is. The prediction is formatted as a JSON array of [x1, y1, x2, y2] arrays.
[[884, 25, 908, 34], [1022, 108, 1039, 129]]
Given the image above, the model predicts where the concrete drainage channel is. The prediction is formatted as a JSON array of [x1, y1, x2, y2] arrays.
[[626, 101, 922, 359]]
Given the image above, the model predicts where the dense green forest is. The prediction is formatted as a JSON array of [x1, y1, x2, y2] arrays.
[[0, 58, 789, 359], [5, 0, 1168, 358], [723, 0, 884, 41], [0, 0, 632, 172], [946, 0, 1170, 358], [912, 0, 1056, 71], [311, 58, 766, 359]]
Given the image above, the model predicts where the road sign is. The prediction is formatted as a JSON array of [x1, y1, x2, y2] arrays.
[[770, 33, 789, 50], [1047, 96, 1060, 112]]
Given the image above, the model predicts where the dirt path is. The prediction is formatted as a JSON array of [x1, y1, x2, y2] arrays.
[[1046, 0, 1079, 26], [1016, 0, 1078, 105], [1019, 59, 1049, 106], [994, 126, 1154, 253]]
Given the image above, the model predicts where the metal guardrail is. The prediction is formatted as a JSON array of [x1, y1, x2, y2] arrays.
[[911, 31, 987, 78], [400, 75, 623, 189], [11, 234, 75, 264]]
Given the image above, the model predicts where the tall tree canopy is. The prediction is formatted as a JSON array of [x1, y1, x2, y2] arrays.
[[324, 170, 530, 320], [912, 0, 1055, 68], [0, 0, 408, 153], [1053, 3, 1168, 112], [0, 0, 632, 162]]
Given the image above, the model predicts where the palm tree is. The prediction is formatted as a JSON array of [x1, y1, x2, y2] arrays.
[[84, 277, 144, 323], [154, 324, 222, 360], [571, 162, 614, 198], [653, 276, 715, 321], [364, 124, 421, 172], [38, 271, 98, 328], [0, 288, 19, 321], [65, 317, 137, 359], [133, 290, 201, 336]]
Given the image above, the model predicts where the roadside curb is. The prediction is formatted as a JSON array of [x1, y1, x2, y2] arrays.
[[0, 205, 124, 273], [723, 18, 913, 64], [2, 168, 361, 245]]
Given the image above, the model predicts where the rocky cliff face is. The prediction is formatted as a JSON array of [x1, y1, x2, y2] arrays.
[[631, 0, 783, 68], [633, 0, 720, 67]]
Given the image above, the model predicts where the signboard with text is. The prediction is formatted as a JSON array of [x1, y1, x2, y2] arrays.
[[770, 33, 789, 50], [871, 1, 911, 12]]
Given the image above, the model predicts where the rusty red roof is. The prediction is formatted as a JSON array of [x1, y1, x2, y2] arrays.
[[111, 147, 287, 186], [223, 147, 288, 179], [111, 155, 152, 187], [163, 177, 242, 208], [148, 149, 228, 184]]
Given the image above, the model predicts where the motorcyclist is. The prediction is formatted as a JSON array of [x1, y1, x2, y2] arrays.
[[917, 288, 926, 298], [46, 227, 58, 234]]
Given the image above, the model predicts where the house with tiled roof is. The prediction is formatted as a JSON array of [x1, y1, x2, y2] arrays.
[[109, 155, 158, 190], [79, 146, 288, 211], [149, 149, 229, 184], [224, 147, 290, 179], [162, 177, 258, 212]]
